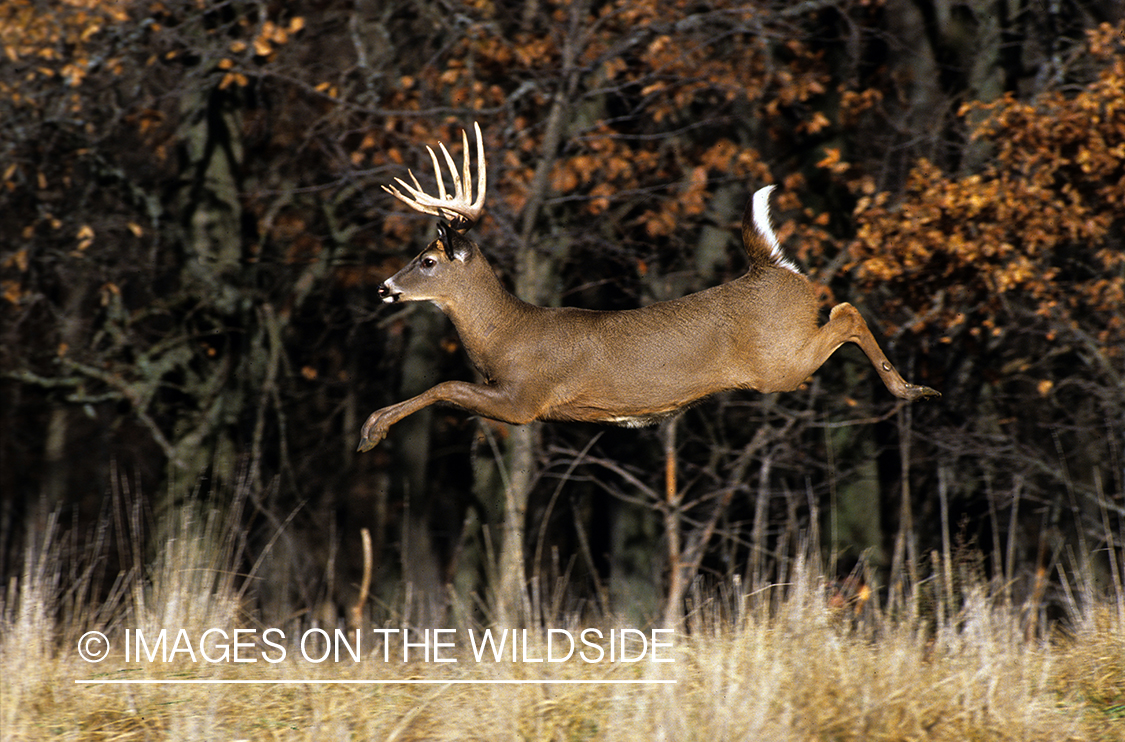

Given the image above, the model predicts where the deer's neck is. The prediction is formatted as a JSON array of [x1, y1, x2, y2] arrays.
[[441, 267, 536, 380]]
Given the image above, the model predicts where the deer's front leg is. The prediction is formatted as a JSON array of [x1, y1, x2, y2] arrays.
[[356, 399, 421, 452], [357, 380, 543, 452]]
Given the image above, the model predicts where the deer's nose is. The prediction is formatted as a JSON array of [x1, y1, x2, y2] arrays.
[[377, 282, 398, 303]]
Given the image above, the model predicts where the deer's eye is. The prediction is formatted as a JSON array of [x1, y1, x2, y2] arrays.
[[421, 257, 437, 269]]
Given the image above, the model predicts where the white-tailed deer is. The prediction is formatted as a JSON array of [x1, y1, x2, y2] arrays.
[[357, 124, 938, 452]]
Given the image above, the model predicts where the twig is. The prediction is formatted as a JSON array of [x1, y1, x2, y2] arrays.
[[349, 527, 373, 632]]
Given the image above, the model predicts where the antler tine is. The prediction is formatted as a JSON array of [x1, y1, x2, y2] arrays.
[[382, 175, 448, 220], [460, 127, 472, 206], [380, 122, 487, 232], [435, 140, 473, 226], [470, 121, 485, 220], [426, 144, 451, 204]]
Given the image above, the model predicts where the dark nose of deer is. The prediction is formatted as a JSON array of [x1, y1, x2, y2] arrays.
[[377, 281, 400, 303]]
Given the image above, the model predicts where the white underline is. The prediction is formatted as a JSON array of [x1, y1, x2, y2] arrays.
[[75, 678, 676, 685]]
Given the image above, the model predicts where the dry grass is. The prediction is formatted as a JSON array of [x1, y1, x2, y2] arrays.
[[3, 507, 1122, 741]]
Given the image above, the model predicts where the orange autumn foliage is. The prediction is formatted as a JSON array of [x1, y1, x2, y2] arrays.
[[850, 23, 1124, 360]]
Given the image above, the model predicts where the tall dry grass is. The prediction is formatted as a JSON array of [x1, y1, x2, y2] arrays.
[[2, 491, 1122, 741]]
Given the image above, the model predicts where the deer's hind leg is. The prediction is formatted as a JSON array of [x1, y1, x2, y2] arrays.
[[794, 303, 940, 400]]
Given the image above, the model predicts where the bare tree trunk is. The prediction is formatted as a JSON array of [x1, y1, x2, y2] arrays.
[[495, 423, 536, 627], [490, 0, 591, 626], [889, 404, 917, 615], [397, 306, 446, 626], [661, 417, 685, 629]]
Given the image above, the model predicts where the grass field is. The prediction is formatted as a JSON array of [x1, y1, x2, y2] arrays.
[[3, 507, 1123, 740]]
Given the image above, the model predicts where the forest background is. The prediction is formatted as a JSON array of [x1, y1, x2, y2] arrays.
[[1, 0, 1122, 632]]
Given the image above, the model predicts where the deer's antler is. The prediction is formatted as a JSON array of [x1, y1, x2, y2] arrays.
[[382, 122, 486, 233]]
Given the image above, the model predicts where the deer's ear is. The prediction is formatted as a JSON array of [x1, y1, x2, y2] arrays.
[[437, 222, 472, 262], [437, 223, 456, 261]]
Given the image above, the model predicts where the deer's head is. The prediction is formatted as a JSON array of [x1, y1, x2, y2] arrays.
[[378, 123, 488, 308]]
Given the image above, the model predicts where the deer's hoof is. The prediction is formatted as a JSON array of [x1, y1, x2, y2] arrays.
[[908, 384, 941, 400], [357, 414, 389, 452], [357, 430, 388, 452]]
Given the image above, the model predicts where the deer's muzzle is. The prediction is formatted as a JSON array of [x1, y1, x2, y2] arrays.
[[378, 281, 401, 304]]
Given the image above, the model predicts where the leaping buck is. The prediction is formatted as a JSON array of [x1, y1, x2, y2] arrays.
[[357, 124, 938, 452]]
